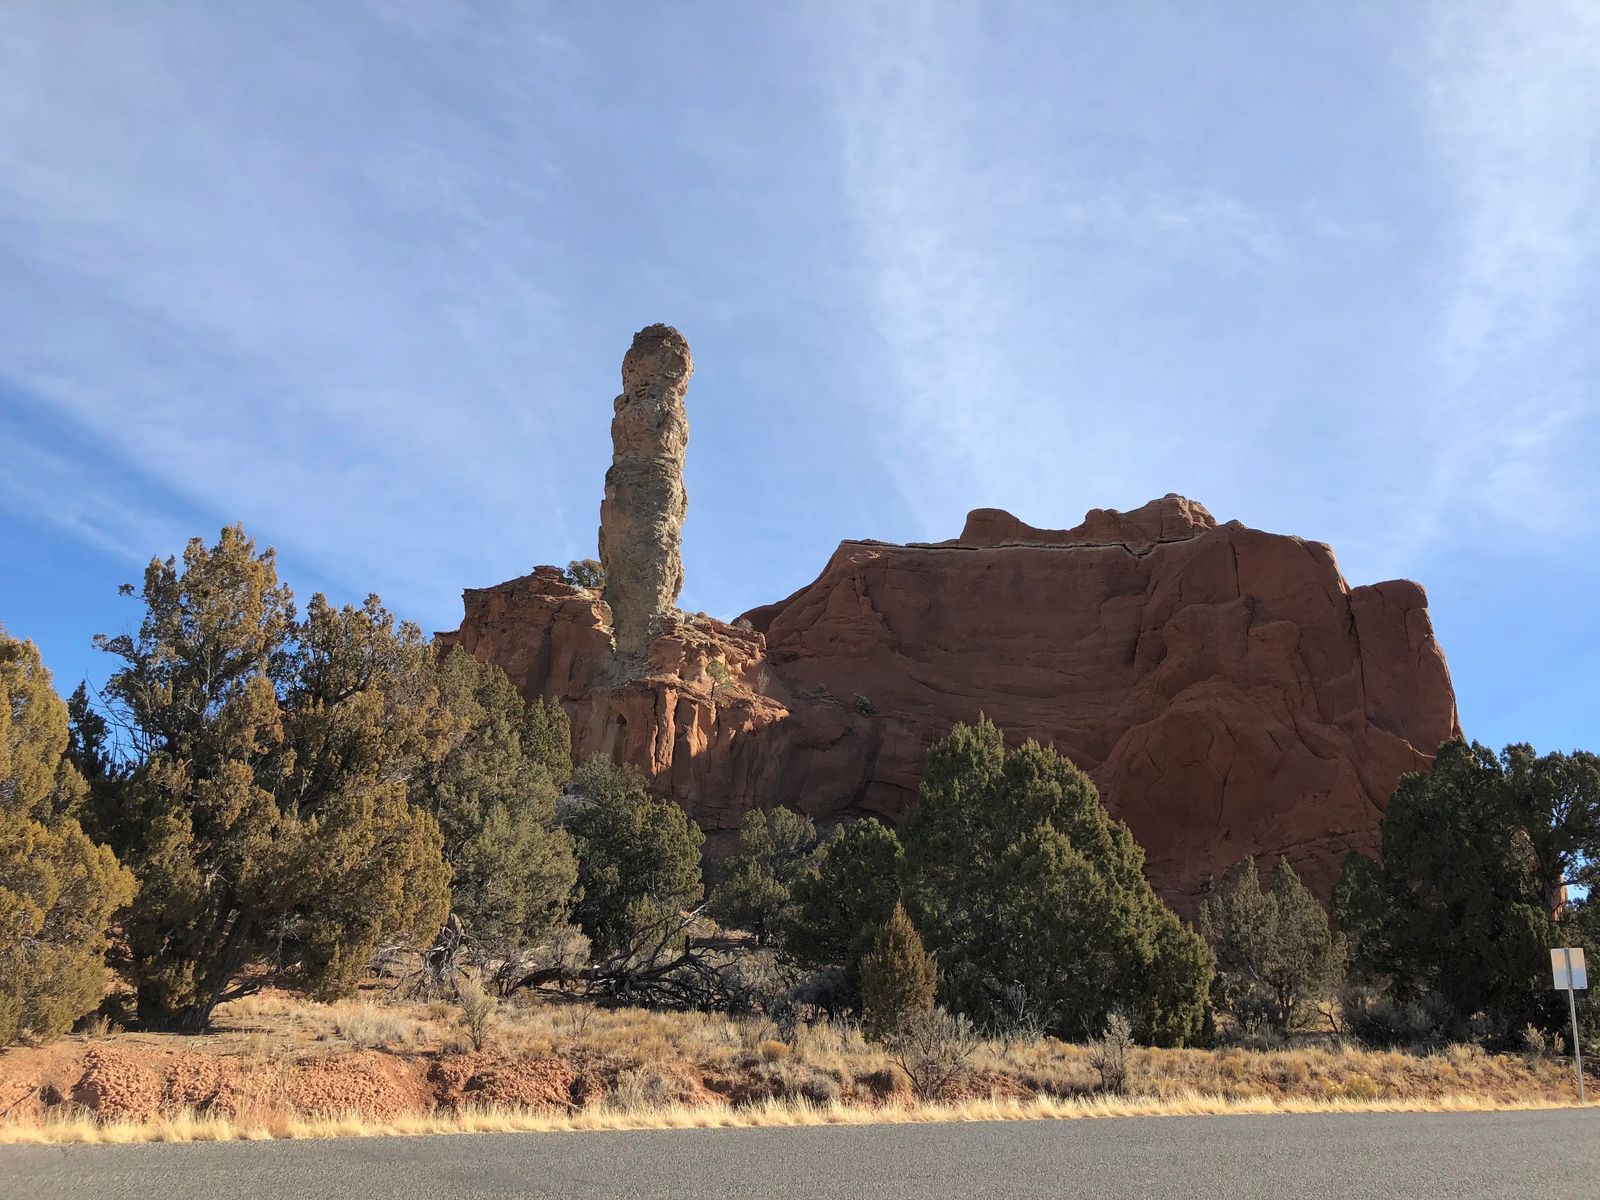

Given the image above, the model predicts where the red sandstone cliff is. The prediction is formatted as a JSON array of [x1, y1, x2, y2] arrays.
[[437, 492, 1459, 913]]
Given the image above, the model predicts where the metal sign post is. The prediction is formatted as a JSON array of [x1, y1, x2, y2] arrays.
[[1551, 947, 1588, 1102]]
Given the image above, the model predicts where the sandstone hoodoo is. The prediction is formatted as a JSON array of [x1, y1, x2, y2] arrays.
[[599, 323, 694, 674], [439, 327, 1461, 912]]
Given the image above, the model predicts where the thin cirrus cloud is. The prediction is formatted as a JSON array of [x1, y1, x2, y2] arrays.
[[1415, 0, 1600, 551], [0, 3, 587, 618], [0, 415, 185, 568], [819, 0, 1598, 586], [818, 3, 1372, 551]]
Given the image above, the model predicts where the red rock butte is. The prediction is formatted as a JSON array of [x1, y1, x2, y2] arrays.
[[438, 328, 1460, 914]]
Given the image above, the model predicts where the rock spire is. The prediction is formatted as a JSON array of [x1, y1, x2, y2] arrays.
[[599, 324, 693, 670]]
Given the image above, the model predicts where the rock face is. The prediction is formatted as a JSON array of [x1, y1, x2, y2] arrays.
[[438, 332, 1461, 913], [599, 324, 693, 672], [741, 496, 1460, 909]]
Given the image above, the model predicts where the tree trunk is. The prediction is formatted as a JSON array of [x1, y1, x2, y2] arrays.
[[134, 986, 215, 1033], [134, 913, 253, 1033]]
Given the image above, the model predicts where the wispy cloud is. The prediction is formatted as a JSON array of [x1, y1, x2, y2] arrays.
[[819, 2, 1015, 534], [1412, 0, 1600, 547], [0, 2, 583, 618], [5, 0, 1596, 645], [817, 4, 1319, 540], [0, 417, 180, 566], [820, 0, 1599, 574], [1048, 189, 1284, 261]]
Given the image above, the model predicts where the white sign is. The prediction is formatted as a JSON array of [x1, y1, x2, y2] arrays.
[[1551, 947, 1588, 991]]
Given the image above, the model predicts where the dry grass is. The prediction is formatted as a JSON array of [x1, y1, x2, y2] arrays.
[[1, 1089, 1586, 1147], [326, 1002, 430, 1050], [2, 988, 1588, 1146]]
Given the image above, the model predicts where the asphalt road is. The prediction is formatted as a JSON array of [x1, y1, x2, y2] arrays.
[[5, 1109, 1599, 1200]]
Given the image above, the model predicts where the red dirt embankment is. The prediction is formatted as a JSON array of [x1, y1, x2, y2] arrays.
[[0, 1042, 591, 1125]]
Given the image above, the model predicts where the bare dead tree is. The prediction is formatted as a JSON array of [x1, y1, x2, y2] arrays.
[[391, 912, 467, 998], [511, 904, 766, 1011]]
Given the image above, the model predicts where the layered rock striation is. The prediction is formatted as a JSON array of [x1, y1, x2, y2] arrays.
[[439, 331, 1461, 912]]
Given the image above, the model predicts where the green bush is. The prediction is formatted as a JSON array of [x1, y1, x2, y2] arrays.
[[415, 649, 578, 972], [1338, 982, 1454, 1050], [1335, 738, 1600, 1044], [562, 559, 605, 590], [786, 817, 903, 1004], [708, 807, 817, 945]]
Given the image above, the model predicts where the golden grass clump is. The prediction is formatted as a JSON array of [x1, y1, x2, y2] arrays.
[[328, 1003, 430, 1050]]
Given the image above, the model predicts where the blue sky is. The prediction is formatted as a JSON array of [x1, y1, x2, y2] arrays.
[[2, 2, 1596, 753]]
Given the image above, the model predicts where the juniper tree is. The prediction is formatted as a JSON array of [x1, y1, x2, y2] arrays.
[[900, 717, 1212, 1045], [65, 684, 121, 812], [859, 901, 937, 1042], [708, 806, 818, 944], [412, 649, 578, 976], [1334, 738, 1600, 1042], [1264, 861, 1343, 1028], [786, 817, 904, 1001], [562, 756, 704, 957], [92, 526, 451, 1030], [562, 559, 605, 590], [0, 629, 134, 1045], [1199, 857, 1342, 1034]]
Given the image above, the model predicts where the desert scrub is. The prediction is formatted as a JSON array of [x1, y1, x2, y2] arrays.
[[736, 1017, 782, 1053], [735, 1056, 844, 1106], [607, 1061, 706, 1112], [3, 987, 1584, 1145], [455, 979, 498, 1052], [1088, 1013, 1134, 1094], [790, 1017, 875, 1067], [609, 1065, 679, 1112], [1267, 1056, 1312, 1091], [330, 1003, 429, 1050], [888, 1008, 982, 1101]]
